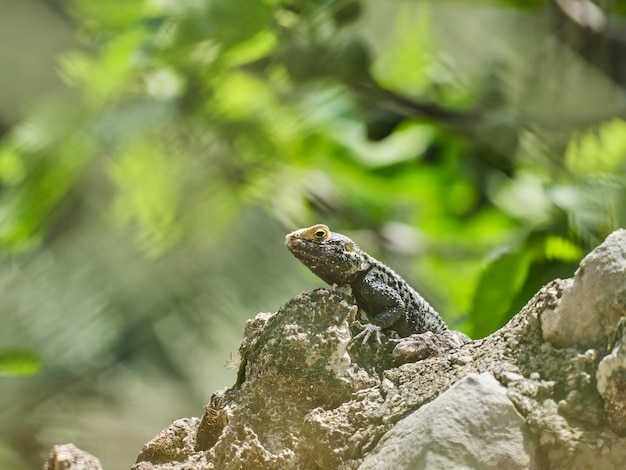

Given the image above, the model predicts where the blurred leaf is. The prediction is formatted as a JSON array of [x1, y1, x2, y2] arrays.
[[70, 0, 148, 31], [0, 143, 25, 185], [469, 248, 534, 339], [548, 176, 624, 244], [544, 234, 584, 262], [372, 2, 433, 94], [178, 0, 273, 49], [0, 103, 92, 253], [84, 30, 149, 105], [224, 30, 277, 68], [0, 349, 42, 377], [109, 138, 181, 257], [214, 71, 277, 119], [332, 0, 362, 26], [489, 171, 553, 227], [498, 0, 548, 8], [566, 119, 626, 175]]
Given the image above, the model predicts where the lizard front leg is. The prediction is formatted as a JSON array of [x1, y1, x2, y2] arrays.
[[351, 270, 405, 344]]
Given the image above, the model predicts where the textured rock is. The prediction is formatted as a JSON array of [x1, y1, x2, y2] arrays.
[[43, 444, 102, 470], [132, 229, 626, 469], [134, 418, 200, 465], [540, 228, 626, 348], [44, 229, 626, 469], [597, 319, 626, 436], [391, 330, 468, 364], [358, 372, 531, 470], [135, 289, 379, 470]]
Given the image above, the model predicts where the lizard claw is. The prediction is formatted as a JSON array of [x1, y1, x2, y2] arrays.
[[353, 323, 382, 345]]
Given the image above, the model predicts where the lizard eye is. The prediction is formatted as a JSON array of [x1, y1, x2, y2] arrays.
[[311, 225, 330, 240]]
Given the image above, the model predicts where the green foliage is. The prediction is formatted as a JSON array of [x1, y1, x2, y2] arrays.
[[2, 0, 626, 342], [0, 97, 92, 253], [0, 348, 42, 377], [470, 248, 533, 338], [4, 0, 626, 465], [109, 138, 182, 256], [565, 119, 626, 175]]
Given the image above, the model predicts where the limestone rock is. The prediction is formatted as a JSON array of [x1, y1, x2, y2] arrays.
[[358, 372, 531, 470], [134, 418, 200, 465], [597, 319, 626, 436], [391, 330, 468, 364], [43, 229, 626, 469], [135, 289, 379, 470], [43, 444, 102, 470], [540, 228, 626, 348]]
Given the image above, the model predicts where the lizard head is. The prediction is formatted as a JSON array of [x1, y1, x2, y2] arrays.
[[285, 224, 369, 285]]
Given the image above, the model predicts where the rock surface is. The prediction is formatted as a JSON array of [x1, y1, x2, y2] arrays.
[[597, 319, 626, 437], [359, 372, 531, 470], [540, 228, 626, 348], [43, 443, 102, 470], [45, 230, 626, 469]]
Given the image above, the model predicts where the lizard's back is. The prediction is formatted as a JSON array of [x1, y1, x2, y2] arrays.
[[361, 253, 449, 335]]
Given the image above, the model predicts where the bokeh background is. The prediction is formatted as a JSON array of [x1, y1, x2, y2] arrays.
[[1, 0, 625, 468]]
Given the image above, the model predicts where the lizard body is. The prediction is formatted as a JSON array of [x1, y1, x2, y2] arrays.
[[285, 224, 458, 344]]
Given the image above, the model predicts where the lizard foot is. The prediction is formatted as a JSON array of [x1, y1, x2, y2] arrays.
[[352, 323, 382, 345]]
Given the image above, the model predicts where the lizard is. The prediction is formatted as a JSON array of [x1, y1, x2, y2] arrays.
[[285, 223, 470, 345]]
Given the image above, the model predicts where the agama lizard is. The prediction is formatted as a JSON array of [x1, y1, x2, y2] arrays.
[[286, 224, 469, 345]]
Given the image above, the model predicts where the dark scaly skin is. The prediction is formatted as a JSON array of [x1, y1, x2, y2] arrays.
[[285, 224, 454, 344]]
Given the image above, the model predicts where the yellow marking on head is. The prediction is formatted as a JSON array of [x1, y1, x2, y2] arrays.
[[291, 224, 331, 241]]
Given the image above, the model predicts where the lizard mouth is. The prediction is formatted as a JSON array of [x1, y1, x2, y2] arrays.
[[285, 233, 298, 246], [285, 236, 327, 268], [285, 233, 321, 248], [284, 231, 301, 245], [285, 236, 313, 254]]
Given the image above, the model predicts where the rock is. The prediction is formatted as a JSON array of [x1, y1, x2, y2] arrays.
[[391, 330, 468, 364], [540, 229, 626, 348], [43, 444, 102, 470], [43, 230, 626, 469], [135, 289, 379, 470], [134, 418, 199, 465], [597, 320, 626, 436], [358, 373, 531, 470]]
